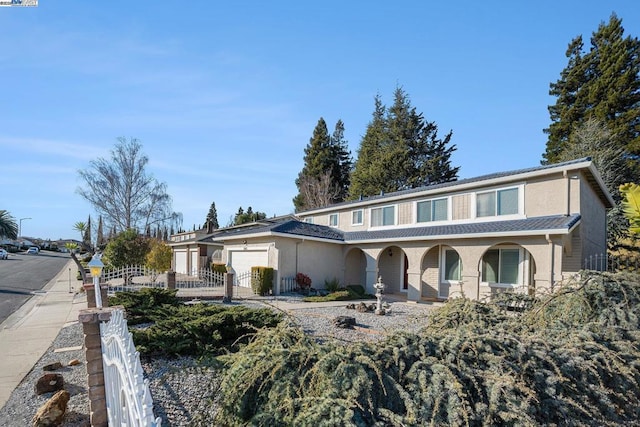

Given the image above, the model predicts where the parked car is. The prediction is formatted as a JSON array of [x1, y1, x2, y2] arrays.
[[0, 249, 8, 259], [26, 247, 39, 255]]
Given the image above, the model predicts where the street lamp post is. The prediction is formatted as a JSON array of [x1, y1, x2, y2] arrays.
[[19, 217, 31, 239], [87, 256, 105, 308]]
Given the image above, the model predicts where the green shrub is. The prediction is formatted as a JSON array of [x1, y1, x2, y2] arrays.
[[132, 304, 282, 357], [211, 263, 228, 274], [108, 288, 180, 324], [346, 284, 365, 296], [303, 290, 351, 302], [251, 266, 274, 295], [324, 278, 341, 293], [216, 271, 640, 426]]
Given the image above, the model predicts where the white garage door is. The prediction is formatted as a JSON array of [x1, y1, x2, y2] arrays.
[[230, 250, 269, 287], [190, 251, 200, 275], [175, 251, 187, 274]]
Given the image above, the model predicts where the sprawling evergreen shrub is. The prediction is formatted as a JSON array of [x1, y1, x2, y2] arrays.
[[215, 272, 640, 426]]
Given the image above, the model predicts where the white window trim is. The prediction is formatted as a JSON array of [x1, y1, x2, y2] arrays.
[[329, 213, 339, 227], [472, 184, 524, 221], [415, 196, 450, 224], [369, 204, 397, 228], [480, 245, 524, 288], [304, 217, 314, 224], [351, 209, 364, 226]]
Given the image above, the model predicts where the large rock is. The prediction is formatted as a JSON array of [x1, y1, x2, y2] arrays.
[[42, 362, 63, 371], [32, 389, 70, 426], [333, 316, 356, 329], [35, 373, 64, 395]]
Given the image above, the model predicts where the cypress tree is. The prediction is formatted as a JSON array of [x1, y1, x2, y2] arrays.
[[294, 117, 353, 211], [543, 14, 640, 175], [349, 94, 390, 198], [349, 88, 459, 199], [205, 201, 219, 229]]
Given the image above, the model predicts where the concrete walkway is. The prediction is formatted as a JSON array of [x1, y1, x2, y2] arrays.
[[0, 259, 85, 409]]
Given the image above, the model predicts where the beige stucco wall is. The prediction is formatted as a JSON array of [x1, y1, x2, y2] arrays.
[[578, 172, 608, 263], [271, 237, 344, 290], [524, 174, 567, 217]]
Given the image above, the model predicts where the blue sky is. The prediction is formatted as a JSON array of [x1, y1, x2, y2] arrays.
[[1, 1, 639, 241]]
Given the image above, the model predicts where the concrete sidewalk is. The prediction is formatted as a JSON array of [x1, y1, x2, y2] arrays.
[[0, 259, 86, 409]]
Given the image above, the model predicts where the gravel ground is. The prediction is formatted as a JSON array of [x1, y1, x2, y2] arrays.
[[0, 298, 438, 426]]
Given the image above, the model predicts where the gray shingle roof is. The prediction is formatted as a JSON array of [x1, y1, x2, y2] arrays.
[[344, 214, 581, 241], [207, 214, 580, 243]]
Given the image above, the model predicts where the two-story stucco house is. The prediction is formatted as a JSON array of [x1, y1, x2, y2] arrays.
[[170, 158, 613, 302]]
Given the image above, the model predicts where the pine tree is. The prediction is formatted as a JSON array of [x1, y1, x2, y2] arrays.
[[543, 14, 640, 174], [349, 88, 459, 199], [294, 117, 353, 211], [83, 215, 92, 251], [96, 215, 106, 249], [349, 94, 389, 198], [205, 201, 219, 229]]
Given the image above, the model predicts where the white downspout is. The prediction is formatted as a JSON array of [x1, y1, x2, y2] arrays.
[[564, 170, 570, 216], [546, 234, 555, 292]]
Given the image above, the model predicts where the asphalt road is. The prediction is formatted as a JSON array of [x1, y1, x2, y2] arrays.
[[0, 251, 71, 324]]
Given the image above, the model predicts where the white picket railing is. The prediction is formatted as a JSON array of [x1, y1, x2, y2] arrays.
[[100, 308, 162, 427]]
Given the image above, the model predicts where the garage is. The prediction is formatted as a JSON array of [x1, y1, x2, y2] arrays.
[[174, 251, 187, 274], [229, 250, 269, 287]]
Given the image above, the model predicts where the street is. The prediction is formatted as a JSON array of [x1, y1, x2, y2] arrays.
[[0, 251, 72, 324]]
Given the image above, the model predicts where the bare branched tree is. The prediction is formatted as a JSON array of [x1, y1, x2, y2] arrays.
[[77, 137, 182, 234], [297, 171, 342, 210]]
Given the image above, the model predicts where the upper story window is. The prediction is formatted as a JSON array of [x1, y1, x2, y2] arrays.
[[329, 213, 339, 227], [352, 209, 363, 225], [476, 187, 519, 217], [371, 205, 395, 227], [417, 198, 448, 223], [304, 217, 314, 224]]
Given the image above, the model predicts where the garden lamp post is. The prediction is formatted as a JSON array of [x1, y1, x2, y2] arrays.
[[88, 256, 104, 308]]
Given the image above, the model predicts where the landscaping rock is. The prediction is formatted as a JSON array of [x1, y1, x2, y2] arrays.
[[67, 359, 81, 367], [32, 389, 69, 426], [42, 362, 63, 372], [35, 373, 64, 395], [333, 316, 356, 329]]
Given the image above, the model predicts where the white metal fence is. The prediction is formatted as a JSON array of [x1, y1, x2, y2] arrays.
[[103, 265, 166, 294], [100, 308, 161, 427], [583, 254, 640, 272], [280, 276, 297, 293]]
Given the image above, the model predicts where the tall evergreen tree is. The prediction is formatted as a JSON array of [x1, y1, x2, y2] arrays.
[[349, 95, 389, 198], [83, 215, 92, 251], [205, 201, 220, 229], [543, 14, 640, 177], [349, 88, 459, 199], [330, 120, 353, 201], [96, 215, 106, 249], [294, 117, 353, 211]]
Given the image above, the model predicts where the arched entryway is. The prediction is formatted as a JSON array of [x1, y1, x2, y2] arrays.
[[344, 247, 367, 288], [479, 243, 537, 296], [377, 245, 406, 293], [422, 245, 462, 300]]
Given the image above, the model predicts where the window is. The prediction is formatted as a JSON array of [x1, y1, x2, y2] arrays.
[[304, 217, 314, 224], [417, 198, 448, 223], [371, 206, 395, 227], [352, 210, 363, 225], [329, 213, 338, 227], [476, 188, 519, 217], [444, 250, 461, 281], [482, 248, 520, 285]]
